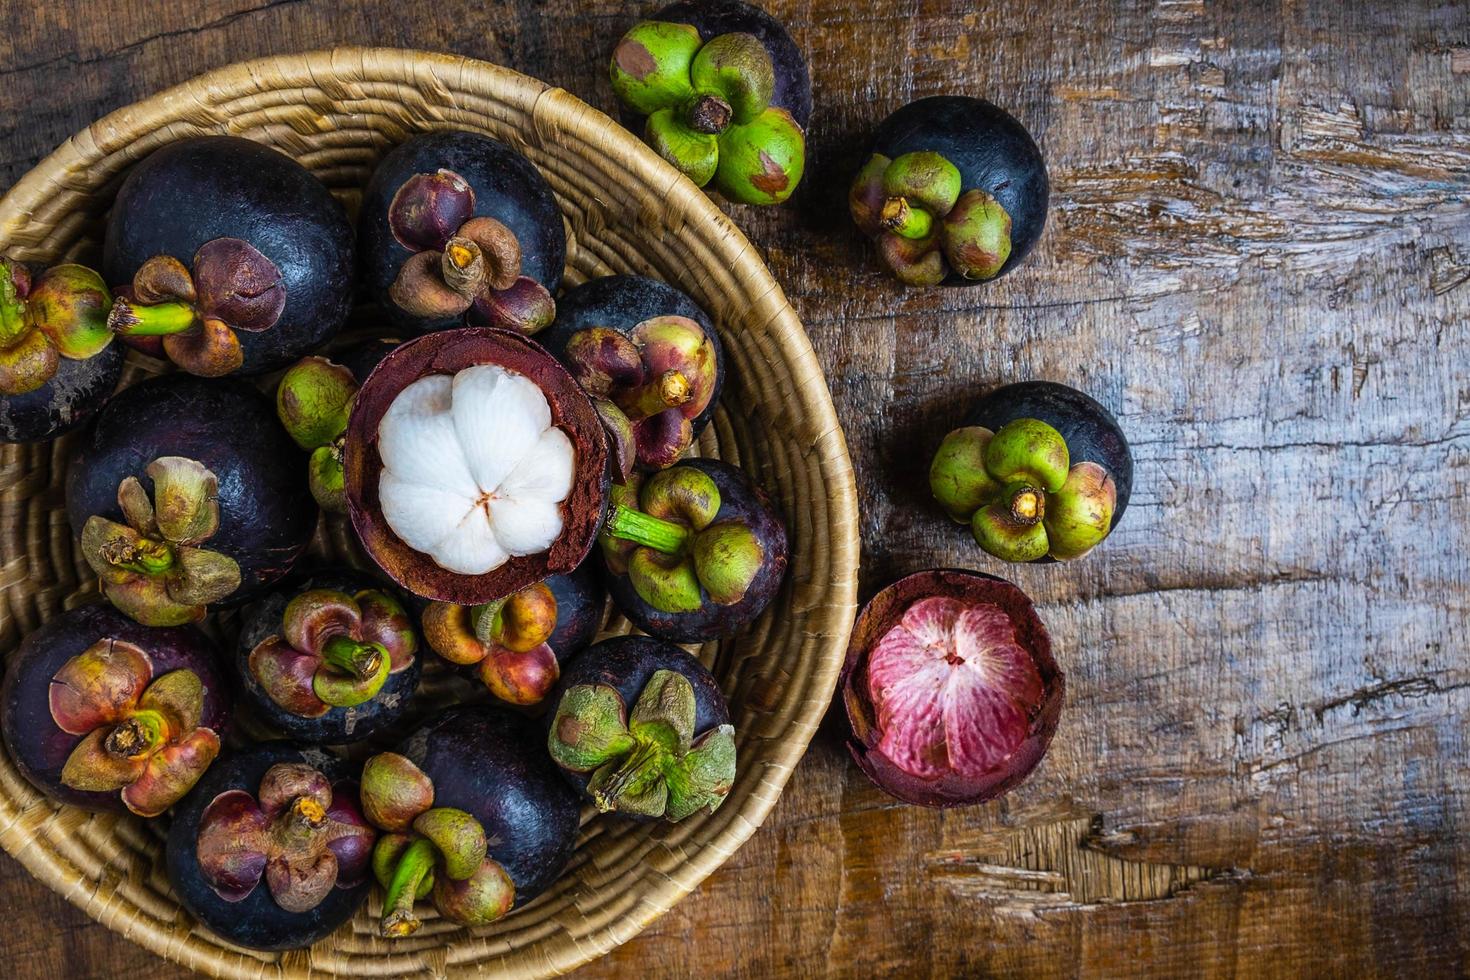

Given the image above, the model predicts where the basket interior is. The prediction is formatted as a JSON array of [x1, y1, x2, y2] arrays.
[[0, 49, 858, 978]]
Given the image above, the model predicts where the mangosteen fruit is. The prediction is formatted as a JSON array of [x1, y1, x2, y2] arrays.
[[851, 96, 1049, 286], [0, 257, 124, 443], [610, 0, 810, 204], [360, 705, 580, 936], [536, 275, 723, 477], [0, 603, 229, 816], [359, 131, 565, 335], [66, 373, 317, 624], [276, 339, 402, 513], [840, 569, 1064, 808], [103, 136, 354, 376], [421, 560, 606, 707], [343, 327, 609, 605], [546, 635, 735, 822], [237, 569, 421, 744], [930, 380, 1132, 562], [599, 457, 787, 643], [166, 742, 375, 950]]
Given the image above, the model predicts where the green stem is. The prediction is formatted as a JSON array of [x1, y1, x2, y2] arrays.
[[880, 197, 934, 240], [104, 710, 166, 759], [469, 598, 507, 646], [108, 297, 200, 337], [381, 838, 437, 938], [615, 369, 691, 421], [319, 635, 385, 680], [0, 262, 26, 348], [591, 739, 664, 813], [606, 504, 691, 555], [103, 535, 175, 576]]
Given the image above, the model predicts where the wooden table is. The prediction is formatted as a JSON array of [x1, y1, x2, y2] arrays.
[[3, 0, 1467, 975]]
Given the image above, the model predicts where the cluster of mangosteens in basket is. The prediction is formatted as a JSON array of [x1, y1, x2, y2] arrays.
[[0, 0, 1142, 958]]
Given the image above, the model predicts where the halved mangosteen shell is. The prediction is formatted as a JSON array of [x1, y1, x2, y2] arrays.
[[839, 568, 1065, 808], [343, 327, 610, 605]]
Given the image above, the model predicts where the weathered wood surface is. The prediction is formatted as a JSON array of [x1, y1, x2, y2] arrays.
[[2, 0, 1468, 976]]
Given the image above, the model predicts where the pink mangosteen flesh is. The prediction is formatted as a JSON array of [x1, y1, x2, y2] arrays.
[[840, 568, 1064, 808]]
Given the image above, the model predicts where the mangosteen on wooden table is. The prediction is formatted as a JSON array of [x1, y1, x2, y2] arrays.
[[0, 603, 229, 817], [65, 373, 318, 625], [421, 560, 605, 707], [236, 569, 422, 744], [103, 136, 355, 376], [359, 705, 580, 936], [546, 636, 736, 823], [610, 0, 811, 205], [276, 338, 403, 514], [0, 257, 123, 443], [599, 457, 787, 643], [929, 380, 1133, 562], [343, 327, 609, 606], [166, 742, 376, 951], [840, 569, 1065, 808], [851, 96, 1050, 286], [536, 274, 724, 477], [359, 131, 566, 335]]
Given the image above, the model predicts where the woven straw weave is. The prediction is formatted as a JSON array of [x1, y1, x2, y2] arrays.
[[0, 48, 858, 978]]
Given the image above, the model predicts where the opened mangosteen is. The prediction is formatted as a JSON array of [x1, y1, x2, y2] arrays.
[[360, 705, 579, 936], [166, 742, 375, 950], [536, 275, 723, 477], [276, 339, 402, 513], [851, 96, 1049, 286], [0, 603, 229, 816], [422, 560, 605, 707], [237, 570, 421, 744], [0, 257, 124, 443], [841, 569, 1064, 808], [599, 457, 786, 643], [546, 635, 735, 822], [359, 131, 565, 335], [103, 136, 354, 376], [610, 0, 811, 205], [343, 327, 608, 605], [66, 374, 317, 625], [930, 380, 1132, 562]]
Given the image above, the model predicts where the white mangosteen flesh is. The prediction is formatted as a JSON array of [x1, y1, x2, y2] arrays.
[[866, 596, 1044, 780], [376, 364, 575, 575]]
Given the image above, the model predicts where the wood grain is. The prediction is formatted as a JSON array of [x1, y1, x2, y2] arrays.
[[1, 0, 1467, 976]]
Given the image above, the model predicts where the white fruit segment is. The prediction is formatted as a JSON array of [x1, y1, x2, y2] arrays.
[[866, 596, 1044, 779], [377, 365, 576, 575]]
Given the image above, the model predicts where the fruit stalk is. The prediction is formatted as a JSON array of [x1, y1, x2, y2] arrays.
[[107, 297, 201, 337], [319, 635, 385, 680], [380, 837, 436, 937], [606, 504, 690, 554]]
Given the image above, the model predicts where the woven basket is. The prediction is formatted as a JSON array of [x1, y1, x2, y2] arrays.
[[0, 48, 858, 978]]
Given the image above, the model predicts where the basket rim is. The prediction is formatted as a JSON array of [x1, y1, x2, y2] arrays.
[[0, 45, 860, 979]]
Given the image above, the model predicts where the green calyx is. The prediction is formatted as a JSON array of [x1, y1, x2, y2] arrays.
[[850, 151, 1015, 286], [276, 356, 358, 513], [548, 669, 737, 822], [313, 635, 390, 708], [929, 419, 1118, 562], [0, 260, 114, 396], [611, 21, 804, 204], [372, 805, 508, 937], [601, 467, 764, 613], [80, 456, 242, 625]]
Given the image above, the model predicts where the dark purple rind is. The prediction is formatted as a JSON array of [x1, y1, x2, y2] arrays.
[[395, 705, 580, 907], [964, 380, 1133, 530], [548, 636, 730, 805], [535, 275, 725, 439], [0, 339, 124, 444], [602, 458, 787, 643], [166, 741, 368, 951], [343, 328, 610, 605], [103, 136, 355, 374], [335, 338, 403, 384], [839, 569, 1064, 808], [869, 96, 1049, 284], [359, 131, 566, 334], [65, 374, 317, 603], [0, 603, 230, 812], [235, 570, 422, 745], [627, 0, 813, 130], [543, 560, 608, 668]]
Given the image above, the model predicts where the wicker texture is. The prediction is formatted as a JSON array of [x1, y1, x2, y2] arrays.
[[0, 48, 858, 978]]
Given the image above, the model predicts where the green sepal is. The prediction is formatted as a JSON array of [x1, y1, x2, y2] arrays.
[[1043, 460, 1117, 560], [646, 109, 720, 187], [688, 32, 775, 126], [276, 356, 356, 450], [985, 418, 1070, 492], [411, 807, 487, 881], [307, 444, 346, 513], [664, 724, 737, 822], [690, 522, 763, 605], [547, 684, 636, 772], [628, 549, 705, 612], [628, 669, 697, 755], [971, 503, 1051, 562], [881, 151, 962, 218], [942, 189, 1013, 281], [372, 832, 434, 898], [610, 20, 701, 115], [929, 426, 1002, 522], [30, 264, 113, 360], [713, 107, 805, 206]]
